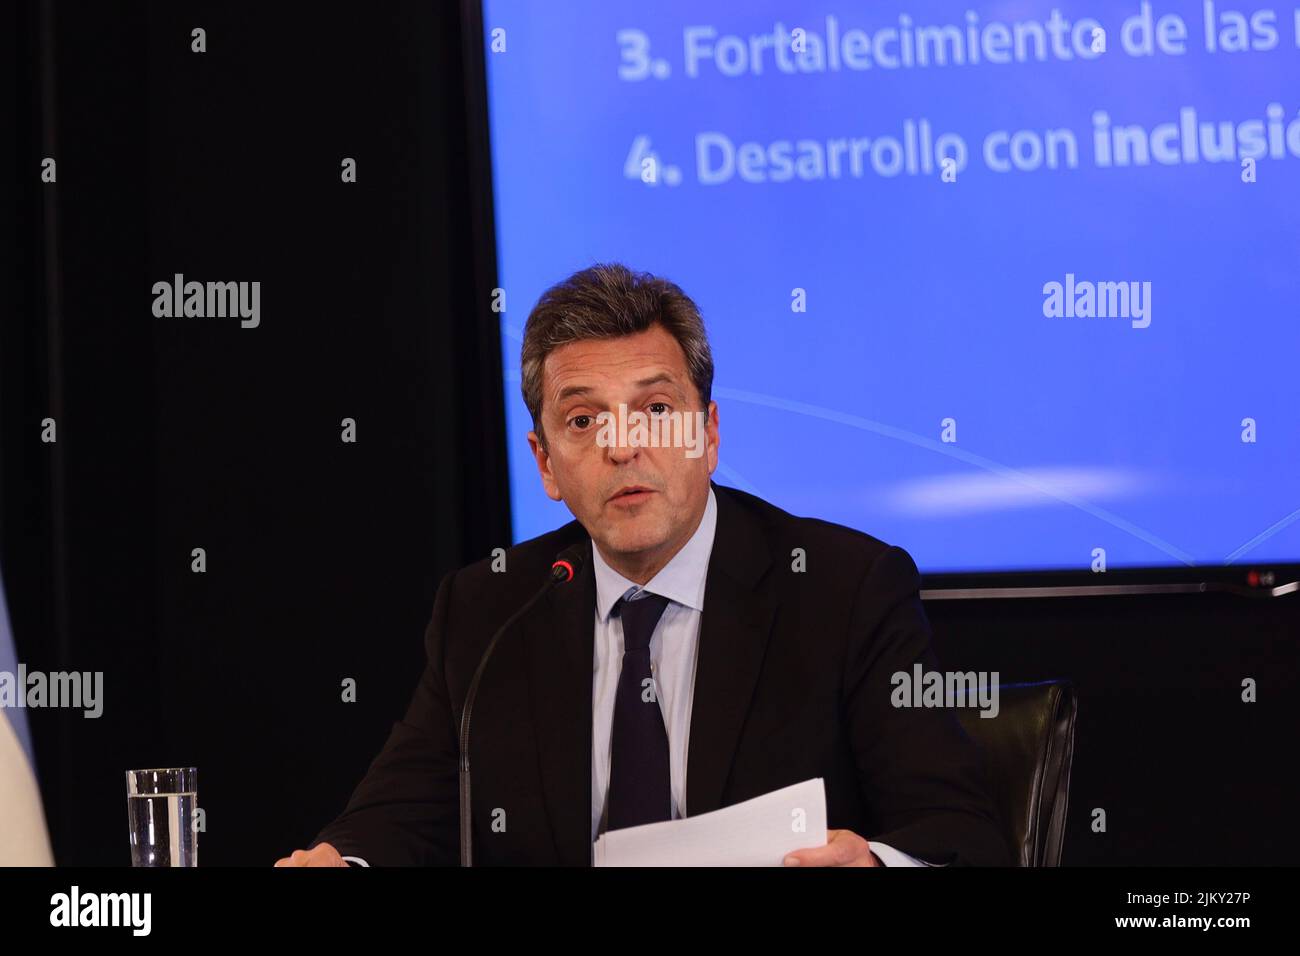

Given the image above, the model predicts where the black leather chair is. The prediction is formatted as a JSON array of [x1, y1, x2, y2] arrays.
[[956, 680, 1077, 867]]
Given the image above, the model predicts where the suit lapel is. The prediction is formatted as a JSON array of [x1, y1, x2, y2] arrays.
[[524, 545, 595, 866], [686, 485, 777, 817]]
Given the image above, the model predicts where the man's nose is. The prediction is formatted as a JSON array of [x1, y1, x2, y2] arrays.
[[605, 435, 641, 464]]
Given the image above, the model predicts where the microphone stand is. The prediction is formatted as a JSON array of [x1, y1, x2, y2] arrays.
[[458, 549, 583, 867]]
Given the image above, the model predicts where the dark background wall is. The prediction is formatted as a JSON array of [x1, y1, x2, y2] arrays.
[[6, 0, 509, 866], [927, 593, 1297, 865], [4, 1, 1295, 866]]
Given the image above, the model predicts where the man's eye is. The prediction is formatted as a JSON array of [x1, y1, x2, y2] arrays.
[[648, 402, 670, 416], [569, 415, 593, 430]]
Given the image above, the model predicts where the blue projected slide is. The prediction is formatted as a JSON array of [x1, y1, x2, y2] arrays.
[[481, 0, 1300, 574]]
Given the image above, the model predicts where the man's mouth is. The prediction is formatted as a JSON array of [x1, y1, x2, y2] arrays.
[[608, 485, 655, 505]]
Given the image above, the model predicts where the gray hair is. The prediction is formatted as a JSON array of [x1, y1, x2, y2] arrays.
[[520, 263, 714, 444]]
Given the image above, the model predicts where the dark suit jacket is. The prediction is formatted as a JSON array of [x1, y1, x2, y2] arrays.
[[312, 483, 1011, 866]]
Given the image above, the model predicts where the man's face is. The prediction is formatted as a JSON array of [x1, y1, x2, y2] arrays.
[[527, 324, 719, 570]]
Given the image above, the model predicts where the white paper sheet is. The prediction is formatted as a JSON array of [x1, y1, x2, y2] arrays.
[[592, 777, 827, 867]]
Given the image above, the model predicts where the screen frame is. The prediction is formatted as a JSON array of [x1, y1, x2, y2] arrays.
[[460, 0, 1300, 600]]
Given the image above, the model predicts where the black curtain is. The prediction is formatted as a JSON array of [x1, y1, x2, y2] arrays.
[[6, 0, 508, 865]]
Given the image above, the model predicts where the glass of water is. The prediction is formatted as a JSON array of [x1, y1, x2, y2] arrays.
[[125, 767, 198, 867]]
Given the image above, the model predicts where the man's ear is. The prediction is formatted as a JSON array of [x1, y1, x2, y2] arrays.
[[705, 400, 720, 475], [527, 429, 563, 501]]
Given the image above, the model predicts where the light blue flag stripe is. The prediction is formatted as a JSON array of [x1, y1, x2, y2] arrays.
[[0, 564, 37, 771]]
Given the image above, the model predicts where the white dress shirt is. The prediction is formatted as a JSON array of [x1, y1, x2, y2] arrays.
[[589, 486, 928, 866]]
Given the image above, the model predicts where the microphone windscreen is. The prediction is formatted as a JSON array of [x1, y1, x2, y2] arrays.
[[551, 541, 588, 583]]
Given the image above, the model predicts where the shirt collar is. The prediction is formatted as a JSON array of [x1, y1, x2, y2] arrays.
[[592, 485, 717, 621]]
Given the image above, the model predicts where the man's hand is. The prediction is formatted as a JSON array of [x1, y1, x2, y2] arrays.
[[783, 829, 882, 867], [274, 842, 348, 867]]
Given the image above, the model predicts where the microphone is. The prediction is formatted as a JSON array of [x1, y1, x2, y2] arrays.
[[458, 541, 587, 866]]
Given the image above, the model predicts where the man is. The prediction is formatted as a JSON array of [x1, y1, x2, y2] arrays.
[[277, 263, 1009, 867]]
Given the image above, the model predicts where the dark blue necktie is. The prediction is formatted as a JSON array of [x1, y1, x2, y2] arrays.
[[607, 590, 673, 830]]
